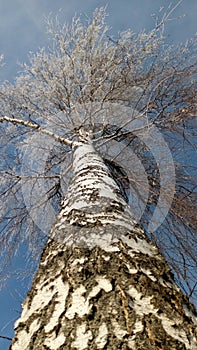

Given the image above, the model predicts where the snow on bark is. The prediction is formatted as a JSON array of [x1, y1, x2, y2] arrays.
[[10, 141, 197, 349]]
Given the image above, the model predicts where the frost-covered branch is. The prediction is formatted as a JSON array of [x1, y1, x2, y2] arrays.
[[0, 115, 74, 147]]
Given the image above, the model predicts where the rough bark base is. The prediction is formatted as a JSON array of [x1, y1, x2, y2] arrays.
[[10, 230, 197, 350]]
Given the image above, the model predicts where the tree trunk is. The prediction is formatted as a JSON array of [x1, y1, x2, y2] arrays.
[[10, 141, 197, 350]]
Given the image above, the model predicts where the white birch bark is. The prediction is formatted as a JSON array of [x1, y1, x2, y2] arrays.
[[10, 140, 197, 350]]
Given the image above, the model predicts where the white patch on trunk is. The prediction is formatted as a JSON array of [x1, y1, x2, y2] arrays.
[[158, 276, 179, 290], [71, 322, 92, 350], [95, 323, 108, 349], [66, 278, 112, 320], [45, 282, 69, 333], [124, 263, 138, 274], [10, 330, 31, 350], [128, 287, 157, 316], [41, 248, 67, 266], [140, 268, 157, 281], [94, 276, 112, 293], [66, 285, 91, 319], [56, 208, 134, 230], [128, 339, 137, 349], [101, 255, 111, 261], [133, 319, 144, 333], [44, 333, 66, 349], [71, 257, 87, 267], [183, 304, 197, 325], [123, 236, 158, 257], [161, 316, 197, 349], [112, 319, 128, 339], [128, 286, 197, 349], [88, 277, 112, 300], [29, 318, 40, 335], [66, 232, 120, 252], [127, 318, 144, 347], [15, 276, 68, 329]]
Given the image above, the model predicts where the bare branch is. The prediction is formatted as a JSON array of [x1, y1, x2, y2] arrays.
[[0, 335, 12, 341], [0, 115, 74, 147]]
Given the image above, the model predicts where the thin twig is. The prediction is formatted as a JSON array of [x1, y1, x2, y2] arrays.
[[0, 335, 12, 341]]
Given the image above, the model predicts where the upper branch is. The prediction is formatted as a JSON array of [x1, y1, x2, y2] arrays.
[[0, 115, 74, 147]]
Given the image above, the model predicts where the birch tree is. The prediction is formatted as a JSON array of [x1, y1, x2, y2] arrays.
[[0, 7, 197, 349]]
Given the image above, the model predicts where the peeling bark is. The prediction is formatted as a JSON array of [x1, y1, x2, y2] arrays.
[[10, 141, 197, 349]]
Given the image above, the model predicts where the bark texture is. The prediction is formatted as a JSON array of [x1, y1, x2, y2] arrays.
[[10, 141, 197, 349], [10, 237, 197, 350]]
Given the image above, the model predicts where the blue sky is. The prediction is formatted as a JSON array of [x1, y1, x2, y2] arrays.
[[0, 0, 196, 347], [1, 0, 197, 81]]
